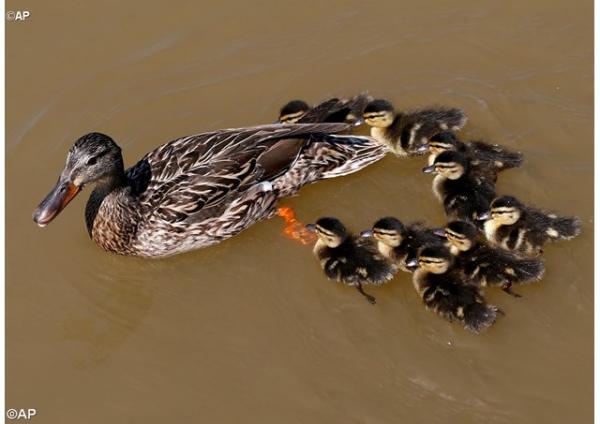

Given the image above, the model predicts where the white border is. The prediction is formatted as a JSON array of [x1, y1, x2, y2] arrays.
[[0, 2, 595, 421], [1, 0, 7, 418], [594, 0, 598, 422]]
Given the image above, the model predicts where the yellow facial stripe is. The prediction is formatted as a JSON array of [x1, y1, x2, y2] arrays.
[[435, 163, 457, 170], [429, 142, 452, 150], [419, 258, 446, 265], [373, 229, 398, 237], [316, 225, 336, 237], [279, 111, 306, 122], [445, 229, 466, 240], [492, 207, 515, 214], [363, 112, 387, 119]]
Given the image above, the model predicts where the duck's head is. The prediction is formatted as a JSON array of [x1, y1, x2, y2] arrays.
[[444, 221, 479, 252], [307, 217, 347, 248], [422, 151, 466, 180], [33, 132, 124, 227], [483, 196, 523, 225], [362, 99, 395, 128], [415, 246, 452, 274], [370, 217, 406, 247], [278, 100, 311, 123], [429, 131, 459, 156]]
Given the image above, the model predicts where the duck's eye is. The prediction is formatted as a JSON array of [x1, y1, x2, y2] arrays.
[[87, 157, 98, 166]]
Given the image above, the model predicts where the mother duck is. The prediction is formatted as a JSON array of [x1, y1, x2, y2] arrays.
[[33, 123, 386, 257]]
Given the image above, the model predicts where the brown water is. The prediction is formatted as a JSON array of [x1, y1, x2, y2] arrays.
[[6, 1, 593, 423]]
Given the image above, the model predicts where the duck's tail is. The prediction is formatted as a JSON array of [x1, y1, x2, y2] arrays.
[[547, 215, 582, 240], [318, 135, 388, 179], [463, 302, 499, 334]]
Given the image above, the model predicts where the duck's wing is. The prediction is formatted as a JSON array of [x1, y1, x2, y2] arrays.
[[444, 182, 495, 223], [394, 107, 468, 153], [299, 93, 371, 124], [299, 98, 344, 123], [404, 225, 446, 263], [469, 141, 524, 170], [470, 245, 545, 285], [353, 236, 396, 284], [125, 123, 349, 223]]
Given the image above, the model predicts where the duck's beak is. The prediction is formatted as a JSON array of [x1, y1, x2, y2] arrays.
[[305, 224, 316, 232], [432, 228, 447, 237], [422, 165, 436, 174], [350, 116, 364, 126], [359, 229, 373, 238], [476, 211, 491, 221], [33, 175, 81, 227], [405, 258, 419, 270]]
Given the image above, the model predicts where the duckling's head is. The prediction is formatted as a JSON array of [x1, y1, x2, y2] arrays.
[[422, 151, 466, 180], [313, 217, 348, 248], [444, 221, 479, 251], [429, 131, 459, 155], [33, 132, 124, 227], [371, 217, 406, 247], [488, 196, 523, 225], [279, 100, 311, 123], [418, 246, 452, 274], [362, 99, 395, 128]]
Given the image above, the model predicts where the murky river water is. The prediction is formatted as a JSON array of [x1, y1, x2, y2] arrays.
[[6, 1, 593, 423]]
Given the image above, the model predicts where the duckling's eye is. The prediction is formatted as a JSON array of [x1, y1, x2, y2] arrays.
[[86, 157, 98, 166]]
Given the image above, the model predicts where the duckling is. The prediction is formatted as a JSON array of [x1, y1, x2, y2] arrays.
[[278, 100, 311, 123], [428, 131, 524, 172], [411, 245, 500, 334], [308, 217, 397, 304], [422, 151, 496, 224], [363, 217, 445, 272], [442, 221, 545, 297], [362, 99, 467, 156], [428, 132, 500, 184], [480, 196, 582, 256], [278, 94, 371, 125]]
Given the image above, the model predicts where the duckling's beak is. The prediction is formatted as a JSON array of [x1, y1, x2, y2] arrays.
[[416, 144, 429, 153], [476, 211, 491, 221], [305, 224, 316, 232], [359, 230, 373, 238], [422, 165, 436, 174], [432, 228, 447, 237], [405, 258, 419, 270], [33, 175, 81, 227], [351, 116, 364, 126]]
